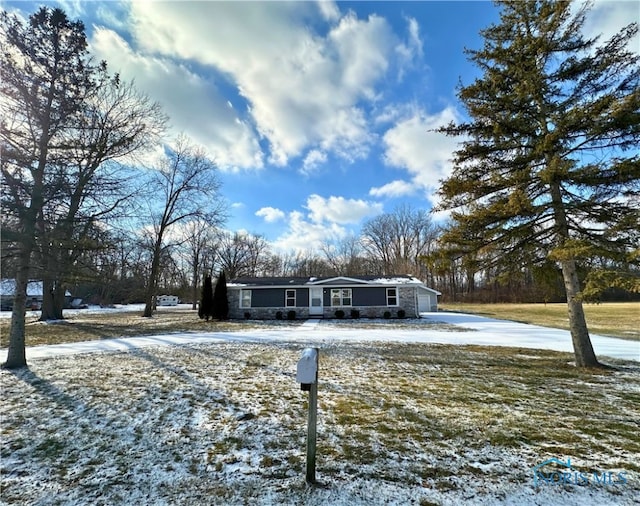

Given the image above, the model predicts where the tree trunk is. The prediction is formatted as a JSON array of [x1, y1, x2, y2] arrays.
[[560, 259, 600, 367], [53, 283, 66, 318], [191, 259, 198, 311], [4, 254, 30, 369], [40, 277, 65, 321], [143, 239, 163, 317], [5, 143, 45, 368], [40, 277, 56, 321], [142, 283, 156, 318], [548, 179, 601, 368]]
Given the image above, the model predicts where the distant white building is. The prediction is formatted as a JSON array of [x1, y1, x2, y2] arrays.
[[156, 295, 179, 306]]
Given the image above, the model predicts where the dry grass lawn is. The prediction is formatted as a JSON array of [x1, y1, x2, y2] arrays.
[[1, 341, 639, 504], [0, 307, 285, 348], [440, 302, 639, 341]]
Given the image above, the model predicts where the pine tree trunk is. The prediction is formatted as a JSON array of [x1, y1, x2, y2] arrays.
[[548, 179, 601, 368], [4, 254, 30, 369], [5, 143, 45, 368], [560, 259, 600, 367]]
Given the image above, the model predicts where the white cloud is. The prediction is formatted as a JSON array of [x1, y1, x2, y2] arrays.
[[255, 207, 286, 223], [90, 27, 264, 171], [382, 107, 460, 206], [395, 16, 423, 81], [315, 0, 341, 22], [55, 0, 84, 18], [269, 194, 383, 252], [373, 103, 415, 126], [272, 211, 348, 253], [95, 4, 129, 31], [407, 17, 423, 57], [306, 194, 383, 224], [301, 149, 328, 175], [369, 180, 416, 198], [583, 1, 640, 55], [122, 2, 399, 167]]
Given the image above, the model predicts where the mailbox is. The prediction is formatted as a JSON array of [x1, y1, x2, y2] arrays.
[[297, 348, 318, 391], [296, 347, 319, 483]]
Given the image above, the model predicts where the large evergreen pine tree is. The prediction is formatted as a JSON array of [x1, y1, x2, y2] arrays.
[[212, 271, 229, 320], [199, 275, 214, 321], [437, 1, 639, 367], [1, 7, 96, 369]]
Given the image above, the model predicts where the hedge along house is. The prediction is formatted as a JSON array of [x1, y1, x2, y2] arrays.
[[227, 275, 441, 320]]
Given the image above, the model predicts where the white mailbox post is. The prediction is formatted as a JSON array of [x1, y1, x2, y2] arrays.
[[296, 348, 318, 389], [296, 348, 319, 484]]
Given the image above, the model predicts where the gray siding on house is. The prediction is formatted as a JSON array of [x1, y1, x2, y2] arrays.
[[353, 286, 388, 306], [248, 288, 309, 307], [249, 288, 282, 307], [226, 278, 433, 319], [295, 289, 309, 307], [322, 286, 396, 306]]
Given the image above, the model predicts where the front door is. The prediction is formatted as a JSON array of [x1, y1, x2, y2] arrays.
[[309, 287, 323, 316]]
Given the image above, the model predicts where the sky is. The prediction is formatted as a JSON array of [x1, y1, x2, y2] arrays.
[[3, 0, 639, 253]]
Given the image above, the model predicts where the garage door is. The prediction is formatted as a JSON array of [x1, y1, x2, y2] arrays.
[[418, 292, 432, 312]]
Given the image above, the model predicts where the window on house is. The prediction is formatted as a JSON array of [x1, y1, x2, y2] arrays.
[[240, 290, 252, 308], [331, 288, 352, 307], [286, 289, 296, 307], [386, 288, 398, 306]]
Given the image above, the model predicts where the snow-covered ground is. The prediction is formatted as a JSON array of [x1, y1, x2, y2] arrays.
[[1, 310, 639, 505], [0, 303, 151, 320], [8, 309, 638, 363]]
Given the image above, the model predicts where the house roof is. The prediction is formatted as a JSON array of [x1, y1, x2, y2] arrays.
[[229, 275, 441, 294]]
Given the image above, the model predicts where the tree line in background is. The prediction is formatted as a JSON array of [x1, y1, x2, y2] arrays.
[[3, 199, 634, 308], [1, 2, 638, 369]]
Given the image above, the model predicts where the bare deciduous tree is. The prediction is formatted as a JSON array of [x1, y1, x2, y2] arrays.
[[361, 205, 437, 277], [176, 218, 219, 309], [37, 76, 166, 320], [320, 235, 369, 276], [141, 136, 225, 318], [216, 231, 271, 280]]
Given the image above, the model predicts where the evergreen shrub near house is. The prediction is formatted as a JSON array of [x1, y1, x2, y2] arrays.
[[287, 310, 296, 320], [398, 309, 406, 319], [198, 275, 214, 321], [276, 311, 283, 320], [244, 312, 251, 320], [383, 311, 391, 319], [350, 309, 360, 319], [212, 271, 229, 320], [335, 309, 345, 319]]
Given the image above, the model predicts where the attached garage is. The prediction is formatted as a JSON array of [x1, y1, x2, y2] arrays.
[[417, 285, 441, 312]]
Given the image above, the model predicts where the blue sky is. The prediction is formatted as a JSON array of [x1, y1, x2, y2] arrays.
[[3, 0, 638, 252]]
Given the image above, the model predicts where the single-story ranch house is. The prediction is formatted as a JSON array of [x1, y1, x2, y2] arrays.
[[227, 275, 440, 319]]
